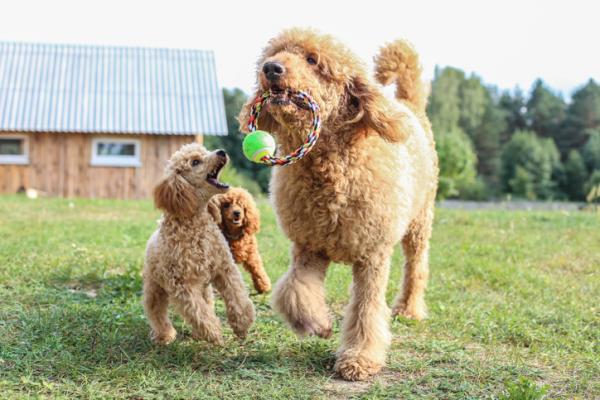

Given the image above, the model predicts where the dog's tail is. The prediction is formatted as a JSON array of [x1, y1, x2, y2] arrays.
[[374, 40, 428, 113]]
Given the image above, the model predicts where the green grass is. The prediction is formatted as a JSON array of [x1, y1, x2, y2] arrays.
[[0, 195, 598, 399]]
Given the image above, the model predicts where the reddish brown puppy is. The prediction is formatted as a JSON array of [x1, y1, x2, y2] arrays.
[[209, 187, 271, 293]]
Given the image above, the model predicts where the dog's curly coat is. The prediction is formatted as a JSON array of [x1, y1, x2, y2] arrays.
[[239, 29, 439, 380], [143, 144, 255, 345], [208, 187, 271, 293]]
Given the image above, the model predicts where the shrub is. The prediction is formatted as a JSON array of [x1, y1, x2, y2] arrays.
[[585, 170, 600, 205]]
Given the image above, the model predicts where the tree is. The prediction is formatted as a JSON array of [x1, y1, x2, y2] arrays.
[[561, 150, 588, 200], [558, 79, 600, 154], [501, 130, 561, 199], [471, 93, 506, 189], [526, 79, 566, 140], [582, 129, 600, 172], [459, 76, 488, 135], [498, 88, 527, 143], [428, 67, 464, 133], [428, 67, 504, 190], [542, 137, 564, 199], [435, 128, 478, 199]]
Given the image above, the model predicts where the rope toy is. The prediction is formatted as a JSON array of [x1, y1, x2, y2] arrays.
[[243, 89, 321, 166]]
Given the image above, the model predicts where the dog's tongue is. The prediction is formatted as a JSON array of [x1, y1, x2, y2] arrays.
[[207, 177, 229, 189]]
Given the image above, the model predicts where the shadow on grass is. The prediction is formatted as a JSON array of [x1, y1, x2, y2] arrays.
[[1, 271, 337, 386]]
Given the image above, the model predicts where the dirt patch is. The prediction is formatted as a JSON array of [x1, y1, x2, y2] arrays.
[[323, 369, 412, 399]]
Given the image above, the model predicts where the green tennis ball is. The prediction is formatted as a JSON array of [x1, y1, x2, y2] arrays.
[[243, 130, 276, 163]]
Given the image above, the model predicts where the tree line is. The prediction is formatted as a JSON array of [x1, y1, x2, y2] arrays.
[[209, 69, 600, 202], [429, 67, 600, 201]]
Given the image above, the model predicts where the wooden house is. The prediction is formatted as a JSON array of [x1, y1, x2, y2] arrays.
[[0, 42, 227, 199]]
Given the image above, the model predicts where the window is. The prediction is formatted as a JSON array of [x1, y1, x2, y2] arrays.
[[91, 138, 141, 167], [0, 136, 29, 165]]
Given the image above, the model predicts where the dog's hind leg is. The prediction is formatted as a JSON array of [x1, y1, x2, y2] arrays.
[[202, 283, 214, 309], [335, 249, 392, 381], [271, 244, 332, 338], [143, 278, 177, 344], [173, 285, 224, 345], [392, 206, 433, 320], [212, 261, 256, 339]]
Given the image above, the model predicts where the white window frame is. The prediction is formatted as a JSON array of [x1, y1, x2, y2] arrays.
[[90, 137, 141, 167], [0, 135, 29, 165]]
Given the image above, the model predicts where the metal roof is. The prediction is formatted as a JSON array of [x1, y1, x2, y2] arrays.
[[0, 42, 227, 135]]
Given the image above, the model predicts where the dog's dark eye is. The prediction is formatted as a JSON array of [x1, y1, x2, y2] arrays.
[[306, 56, 317, 65], [191, 159, 201, 167], [222, 203, 230, 209]]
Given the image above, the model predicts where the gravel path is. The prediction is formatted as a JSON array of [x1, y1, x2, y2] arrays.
[[438, 200, 587, 211]]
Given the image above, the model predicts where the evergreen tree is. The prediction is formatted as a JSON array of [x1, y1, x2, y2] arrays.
[[526, 79, 566, 140], [558, 79, 600, 154], [498, 88, 527, 143], [471, 93, 506, 189]]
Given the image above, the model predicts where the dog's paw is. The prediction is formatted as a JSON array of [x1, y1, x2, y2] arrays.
[[150, 328, 177, 345], [253, 276, 272, 294], [192, 330, 224, 346], [334, 355, 382, 381], [392, 303, 427, 321], [292, 317, 333, 339], [231, 301, 256, 339]]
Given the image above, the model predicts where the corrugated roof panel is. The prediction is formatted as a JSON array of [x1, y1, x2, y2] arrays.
[[0, 42, 228, 135]]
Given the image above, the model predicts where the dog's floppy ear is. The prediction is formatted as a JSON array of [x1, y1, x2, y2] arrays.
[[153, 173, 198, 218], [207, 195, 224, 228], [242, 196, 260, 235], [346, 75, 409, 143]]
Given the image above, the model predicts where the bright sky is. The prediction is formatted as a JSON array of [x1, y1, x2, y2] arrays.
[[1, 0, 598, 98]]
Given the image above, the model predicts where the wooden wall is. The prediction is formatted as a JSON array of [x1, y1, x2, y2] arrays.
[[0, 132, 201, 199]]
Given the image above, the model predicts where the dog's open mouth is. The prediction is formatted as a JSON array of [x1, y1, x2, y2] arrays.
[[206, 160, 229, 189]]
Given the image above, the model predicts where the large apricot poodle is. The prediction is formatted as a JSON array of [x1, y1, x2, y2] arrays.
[[208, 187, 272, 293], [143, 144, 255, 345], [239, 29, 438, 380]]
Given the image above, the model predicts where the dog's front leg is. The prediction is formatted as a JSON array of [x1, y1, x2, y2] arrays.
[[143, 278, 177, 344], [271, 244, 332, 338], [243, 245, 271, 294], [212, 261, 256, 339], [335, 250, 392, 381]]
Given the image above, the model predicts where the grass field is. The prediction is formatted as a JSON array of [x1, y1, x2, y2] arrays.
[[0, 195, 598, 399]]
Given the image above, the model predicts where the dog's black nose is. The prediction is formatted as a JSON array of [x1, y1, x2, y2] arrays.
[[233, 210, 241, 217], [216, 149, 226, 158], [262, 61, 285, 81]]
